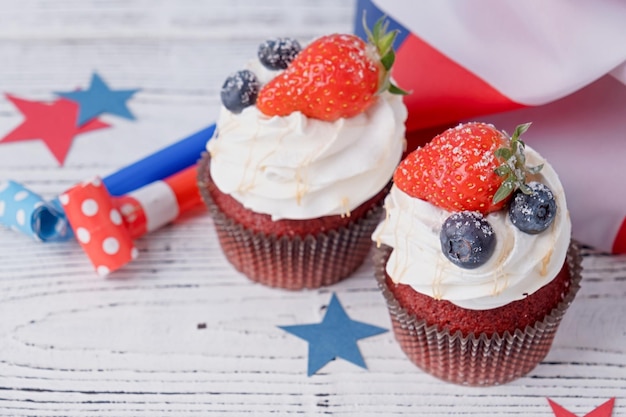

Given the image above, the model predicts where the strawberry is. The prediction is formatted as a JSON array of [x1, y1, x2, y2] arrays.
[[256, 17, 406, 122], [393, 122, 539, 215]]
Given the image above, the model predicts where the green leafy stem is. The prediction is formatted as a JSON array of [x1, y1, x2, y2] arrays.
[[492, 122, 544, 204], [362, 13, 409, 96]]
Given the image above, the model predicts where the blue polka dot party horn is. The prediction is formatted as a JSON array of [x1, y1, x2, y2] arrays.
[[0, 180, 69, 241]]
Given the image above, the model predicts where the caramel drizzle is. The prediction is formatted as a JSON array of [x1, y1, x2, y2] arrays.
[[432, 259, 444, 300]]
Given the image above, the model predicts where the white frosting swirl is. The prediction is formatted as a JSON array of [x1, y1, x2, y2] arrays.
[[208, 61, 407, 220], [373, 146, 571, 310]]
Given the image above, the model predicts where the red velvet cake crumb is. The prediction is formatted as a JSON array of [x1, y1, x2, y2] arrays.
[[205, 170, 388, 237], [385, 263, 571, 337]]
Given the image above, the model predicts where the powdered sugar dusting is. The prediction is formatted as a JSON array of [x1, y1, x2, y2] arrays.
[[394, 122, 508, 214]]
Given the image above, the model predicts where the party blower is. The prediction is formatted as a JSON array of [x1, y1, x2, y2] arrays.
[[60, 165, 202, 276], [0, 124, 215, 275], [0, 124, 214, 242]]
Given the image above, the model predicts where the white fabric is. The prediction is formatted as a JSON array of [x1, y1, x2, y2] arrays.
[[375, 0, 626, 104]]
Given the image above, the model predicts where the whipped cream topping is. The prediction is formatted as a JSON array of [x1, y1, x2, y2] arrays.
[[208, 61, 407, 220], [373, 145, 571, 310]]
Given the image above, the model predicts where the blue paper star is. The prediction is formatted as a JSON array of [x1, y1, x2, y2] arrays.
[[279, 293, 388, 376], [56, 72, 140, 125]]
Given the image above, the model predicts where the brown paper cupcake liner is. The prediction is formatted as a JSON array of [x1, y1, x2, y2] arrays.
[[198, 153, 385, 290], [374, 241, 582, 386]]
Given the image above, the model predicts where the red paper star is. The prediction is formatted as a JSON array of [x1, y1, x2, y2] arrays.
[[548, 398, 615, 417], [0, 94, 110, 165]]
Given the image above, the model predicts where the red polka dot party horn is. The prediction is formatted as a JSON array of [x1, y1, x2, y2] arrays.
[[60, 165, 202, 276], [0, 124, 214, 243]]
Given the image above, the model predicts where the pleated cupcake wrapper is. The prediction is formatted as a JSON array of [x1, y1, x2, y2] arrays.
[[374, 241, 582, 386], [198, 152, 385, 290]]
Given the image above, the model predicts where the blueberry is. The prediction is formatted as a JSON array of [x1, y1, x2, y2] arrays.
[[440, 211, 496, 269], [258, 38, 301, 70], [509, 182, 557, 234], [220, 69, 260, 114]]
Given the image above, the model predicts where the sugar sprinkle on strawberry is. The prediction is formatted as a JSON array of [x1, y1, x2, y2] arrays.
[[394, 122, 511, 214]]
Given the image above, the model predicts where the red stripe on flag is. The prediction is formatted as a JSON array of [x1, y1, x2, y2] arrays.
[[393, 33, 526, 132]]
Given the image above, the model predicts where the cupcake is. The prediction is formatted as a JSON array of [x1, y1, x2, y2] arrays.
[[372, 122, 581, 385], [198, 20, 408, 289]]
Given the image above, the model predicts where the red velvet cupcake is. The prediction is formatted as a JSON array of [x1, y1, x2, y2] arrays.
[[198, 154, 390, 289], [372, 122, 581, 385], [198, 22, 408, 289]]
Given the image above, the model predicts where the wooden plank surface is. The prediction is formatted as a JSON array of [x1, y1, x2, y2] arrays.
[[0, 1, 625, 416]]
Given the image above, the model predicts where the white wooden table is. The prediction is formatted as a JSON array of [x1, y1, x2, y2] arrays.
[[0, 1, 624, 416]]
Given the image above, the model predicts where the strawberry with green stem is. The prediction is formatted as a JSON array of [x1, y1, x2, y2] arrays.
[[394, 122, 542, 215], [256, 16, 407, 122]]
